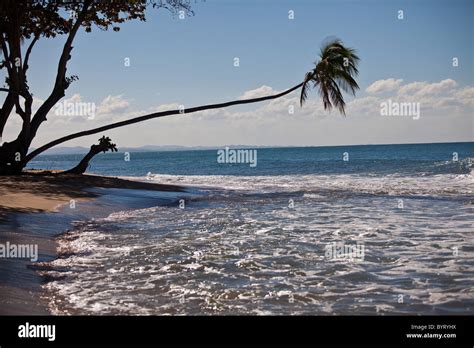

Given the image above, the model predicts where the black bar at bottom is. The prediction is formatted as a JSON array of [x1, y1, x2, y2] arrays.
[[0, 315, 472, 346]]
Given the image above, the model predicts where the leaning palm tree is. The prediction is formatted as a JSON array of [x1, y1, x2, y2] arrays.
[[23, 38, 359, 168], [64, 136, 117, 174], [300, 39, 359, 113]]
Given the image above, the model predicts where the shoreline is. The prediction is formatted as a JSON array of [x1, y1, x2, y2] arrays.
[[0, 173, 184, 219], [1, 168, 472, 315], [0, 173, 186, 315]]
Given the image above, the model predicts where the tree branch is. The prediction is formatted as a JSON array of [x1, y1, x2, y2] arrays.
[[0, 33, 15, 139], [0, 33, 12, 76], [29, 0, 92, 139], [23, 33, 39, 74]]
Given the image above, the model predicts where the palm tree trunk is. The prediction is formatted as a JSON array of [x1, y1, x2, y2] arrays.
[[23, 82, 304, 165], [64, 143, 105, 174], [64, 148, 97, 174]]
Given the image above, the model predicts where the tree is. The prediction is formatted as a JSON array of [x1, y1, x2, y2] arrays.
[[0, 1, 360, 175], [0, 0, 194, 175], [24, 38, 360, 167], [64, 136, 117, 174]]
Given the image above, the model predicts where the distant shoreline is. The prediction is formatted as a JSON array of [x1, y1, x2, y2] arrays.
[[30, 141, 474, 156]]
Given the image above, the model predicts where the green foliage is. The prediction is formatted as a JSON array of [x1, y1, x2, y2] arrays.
[[98, 135, 117, 153], [0, 0, 194, 40], [300, 38, 360, 115]]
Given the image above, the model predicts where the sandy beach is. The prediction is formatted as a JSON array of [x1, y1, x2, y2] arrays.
[[0, 173, 183, 219], [0, 173, 185, 315]]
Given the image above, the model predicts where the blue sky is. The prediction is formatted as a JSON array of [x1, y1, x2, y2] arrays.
[[3, 0, 473, 147]]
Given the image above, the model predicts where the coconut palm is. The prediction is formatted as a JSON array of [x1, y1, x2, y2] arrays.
[[300, 39, 360, 114], [23, 38, 360, 168], [64, 136, 117, 174]]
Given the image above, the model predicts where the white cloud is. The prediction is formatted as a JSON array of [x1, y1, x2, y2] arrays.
[[359, 79, 470, 115], [239, 85, 277, 100], [97, 94, 130, 115], [454, 86, 474, 99], [346, 96, 380, 116], [398, 79, 457, 98], [366, 78, 403, 94]]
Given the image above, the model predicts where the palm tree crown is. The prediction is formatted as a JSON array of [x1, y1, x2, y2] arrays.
[[300, 38, 360, 115], [98, 136, 118, 153]]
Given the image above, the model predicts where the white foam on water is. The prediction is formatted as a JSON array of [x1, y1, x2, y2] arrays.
[[40, 172, 474, 315], [128, 172, 473, 197]]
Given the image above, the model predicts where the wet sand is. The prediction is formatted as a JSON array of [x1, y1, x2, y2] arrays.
[[0, 173, 185, 315]]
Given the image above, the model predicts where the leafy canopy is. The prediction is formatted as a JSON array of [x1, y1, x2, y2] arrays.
[[0, 0, 194, 40]]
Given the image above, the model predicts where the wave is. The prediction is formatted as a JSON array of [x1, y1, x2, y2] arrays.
[[124, 171, 473, 198], [431, 157, 473, 174]]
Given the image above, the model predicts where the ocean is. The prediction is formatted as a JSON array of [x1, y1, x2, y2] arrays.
[[30, 142, 474, 315]]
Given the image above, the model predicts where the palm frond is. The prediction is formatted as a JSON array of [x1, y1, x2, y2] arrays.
[[300, 72, 313, 106], [328, 78, 346, 115], [332, 68, 359, 95], [317, 78, 332, 111], [300, 38, 360, 115]]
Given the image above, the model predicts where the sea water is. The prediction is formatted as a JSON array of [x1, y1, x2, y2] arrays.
[[31, 143, 474, 314]]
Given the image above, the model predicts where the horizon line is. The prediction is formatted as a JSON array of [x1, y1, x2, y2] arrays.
[[34, 140, 474, 156]]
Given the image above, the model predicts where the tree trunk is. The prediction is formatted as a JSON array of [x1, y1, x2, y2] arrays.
[[23, 82, 304, 166], [0, 145, 25, 175], [0, 91, 15, 138], [0, 133, 29, 175], [63, 143, 105, 174], [0, 1, 91, 176]]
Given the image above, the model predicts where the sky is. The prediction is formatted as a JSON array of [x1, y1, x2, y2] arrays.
[[2, 0, 473, 148]]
